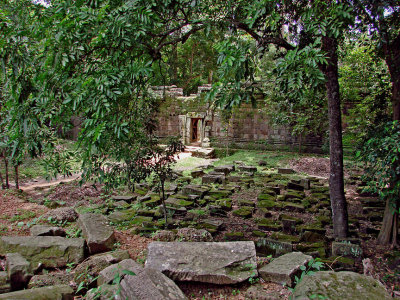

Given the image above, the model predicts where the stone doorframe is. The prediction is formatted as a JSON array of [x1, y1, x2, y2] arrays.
[[179, 112, 207, 145]]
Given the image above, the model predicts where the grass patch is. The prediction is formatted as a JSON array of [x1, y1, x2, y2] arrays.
[[173, 156, 211, 172], [212, 150, 303, 168], [9, 209, 36, 222]]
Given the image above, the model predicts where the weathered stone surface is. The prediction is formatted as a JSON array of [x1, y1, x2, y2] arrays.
[[332, 242, 363, 258], [165, 198, 194, 208], [278, 168, 296, 174], [145, 241, 257, 284], [0, 236, 84, 270], [119, 269, 187, 300], [232, 206, 253, 218], [259, 252, 312, 287], [246, 284, 283, 300], [176, 228, 213, 242], [202, 174, 225, 184], [43, 207, 78, 223], [0, 284, 74, 300], [191, 169, 205, 178], [86, 284, 119, 300], [0, 271, 10, 294], [182, 185, 209, 197], [293, 271, 392, 300], [30, 225, 66, 237], [107, 210, 136, 224], [98, 259, 143, 286], [197, 219, 223, 234], [214, 165, 235, 175], [191, 148, 215, 159], [78, 213, 115, 254], [6, 252, 32, 290], [111, 195, 136, 202], [153, 230, 177, 242], [28, 273, 73, 289], [238, 165, 257, 173], [256, 238, 292, 257], [74, 250, 130, 285]]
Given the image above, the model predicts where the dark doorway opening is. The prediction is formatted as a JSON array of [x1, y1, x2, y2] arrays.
[[191, 118, 200, 143]]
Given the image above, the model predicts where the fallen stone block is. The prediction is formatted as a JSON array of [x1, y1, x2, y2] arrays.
[[119, 269, 187, 300], [6, 253, 32, 291], [0, 284, 74, 300], [214, 165, 235, 175], [332, 241, 363, 258], [28, 273, 73, 289], [30, 225, 66, 237], [74, 250, 130, 285], [293, 271, 392, 299], [78, 213, 115, 254], [98, 259, 143, 286], [145, 241, 257, 284], [0, 271, 10, 294], [0, 236, 84, 270], [202, 174, 225, 184], [259, 252, 312, 287], [278, 168, 296, 174], [111, 195, 136, 203], [256, 238, 292, 257]]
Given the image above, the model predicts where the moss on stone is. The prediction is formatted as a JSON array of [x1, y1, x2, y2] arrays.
[[232, 206, 253, 218]]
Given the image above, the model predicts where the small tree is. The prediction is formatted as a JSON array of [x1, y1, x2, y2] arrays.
[[149, 137, 185, 226], [357, 121, 400, 246]]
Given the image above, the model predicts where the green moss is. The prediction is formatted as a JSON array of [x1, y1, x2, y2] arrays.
[[257, 200, 280, 209], [215, 198, 232, 211], [252, 230, 267, 237], [270, 232, 300, 243], [224, 232, 245, 241], [257, 193, 276, 202], [232, 206, 253, 218]]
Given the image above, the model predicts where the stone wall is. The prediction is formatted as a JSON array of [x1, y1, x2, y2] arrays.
[[153, 85, 324, 152]]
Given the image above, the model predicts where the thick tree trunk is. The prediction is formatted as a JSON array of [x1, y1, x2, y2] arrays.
[[379, 36, 400, 245], [321, 36, 348, 238]]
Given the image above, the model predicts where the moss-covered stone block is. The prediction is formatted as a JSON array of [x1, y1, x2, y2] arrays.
[[215, 198, 232, 211], [165, 198, 194, 208], [232, 206, 253, 218], [257, 193, 276, 202], [252, 230, 267, 237], [224, 232, 245, 241], [257, 219, 282, 231], [238, 199, 255, 207], [270, 232, 300, 243]]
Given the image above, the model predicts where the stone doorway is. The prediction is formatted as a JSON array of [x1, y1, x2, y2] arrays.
[[179, 113, 206, 146], [191, 118, 201, 143]]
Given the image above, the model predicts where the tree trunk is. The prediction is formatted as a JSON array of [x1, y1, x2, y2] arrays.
[[378, 35, 400, 245], [0, 168, 4, 189], [321, 36, 348, 238], [3, 155, 9, 189], [14, 165, 19, 190], [208, 70, 213, 84]]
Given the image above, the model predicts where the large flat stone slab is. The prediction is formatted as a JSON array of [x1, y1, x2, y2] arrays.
[[78, 213, 115, 254], [145, 241, 257, 284], [0, 236, 85, 270], [119, 269, 187, 300], [0, 284, 74, 300], [293, 271, 392, 300], [259, 252, 312, 287], [98, 259, 143, 286]]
